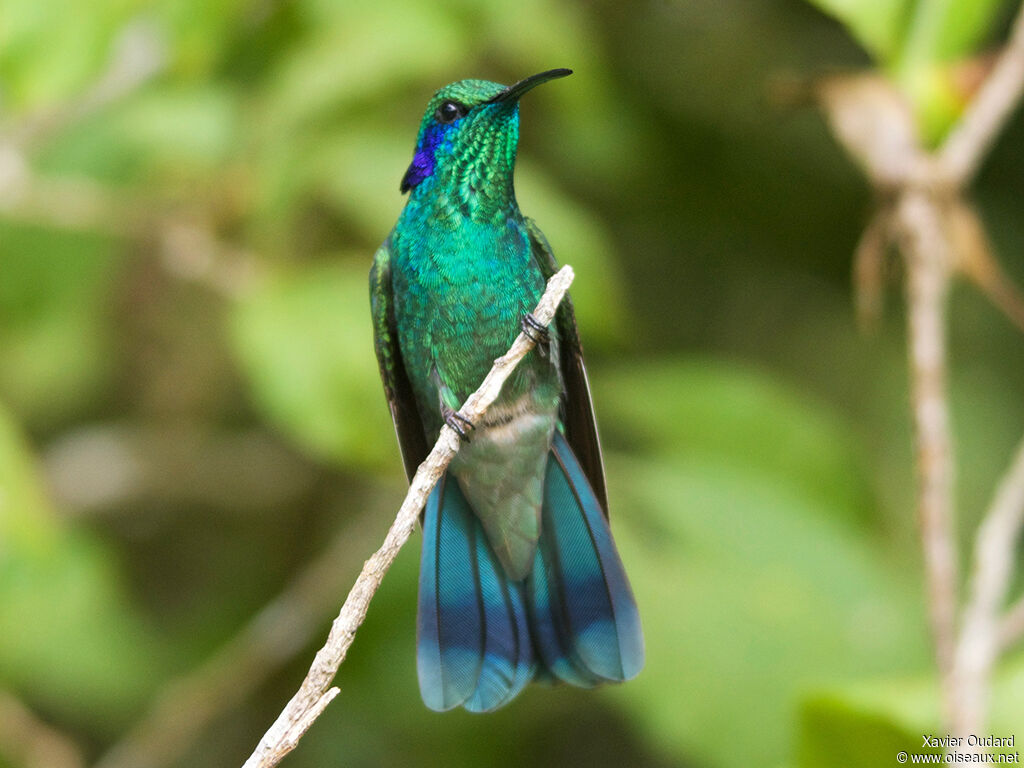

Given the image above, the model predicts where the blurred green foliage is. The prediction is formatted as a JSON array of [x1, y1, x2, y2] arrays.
[[806, 0, 1014, 142], [1, 0, 1024, 767], [800, 656, 1024, 767], [0, 405, 160, 732]]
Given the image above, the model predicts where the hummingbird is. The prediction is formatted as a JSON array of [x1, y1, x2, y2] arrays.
[[369, 69, 643, 712]]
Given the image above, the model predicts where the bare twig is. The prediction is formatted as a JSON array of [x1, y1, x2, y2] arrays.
[[45, 425, 315, 519], [0, 169, 151, 235], [158, 221, 263, 299], [815, 75, 962, 710], [949, 201, 1024, 335], [933, 6, 1024, 740], [940, 3, 1024, 184], [896, 189, 959, 714], [817, 74, 919, 188], [953, 436, 1024, 736], [240, 265, 576, 768], [820, 4, 1024, 740], [853, 206, 892, 331], [0, 690, 85, 768]]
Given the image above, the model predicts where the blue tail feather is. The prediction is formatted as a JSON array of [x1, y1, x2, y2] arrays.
[[463, 522, 534, 712], [417, 475, 535, 712], [527, 430, 644, 683], [525, 537, 605, 688], [416, 477, 482, 710], [416, 432, 643, 712]]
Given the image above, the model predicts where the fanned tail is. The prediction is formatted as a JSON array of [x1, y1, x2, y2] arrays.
[[417, 475, 535, 712], [416, 432, 643, 712], [526, 430, 644, 685]]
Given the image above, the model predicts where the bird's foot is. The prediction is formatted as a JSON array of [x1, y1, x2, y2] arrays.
[[521, 312, 550, 357], [442, 405, 475, 443]]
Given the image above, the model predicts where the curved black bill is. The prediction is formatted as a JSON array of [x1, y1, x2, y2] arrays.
[[485, 68, 573, 104]]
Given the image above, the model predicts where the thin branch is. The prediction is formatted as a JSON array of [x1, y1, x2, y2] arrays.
[[999, 594, 1024, 652], [953, 435, 1024, 735], [818, 0, 1024, 746], [853, 206, 892, 331], [949, 200, 1024, 335], [896, 190, 959, 718], [240, 265, 576, 768], [940, 3, 1024, 184], [0, 167, 151, 236], [0, 690, 85, 768], [158, 221, 263, 299], [45, 425, 315, 520]]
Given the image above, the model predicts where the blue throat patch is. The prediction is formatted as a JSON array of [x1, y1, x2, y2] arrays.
[[401, 122, 449, 193]]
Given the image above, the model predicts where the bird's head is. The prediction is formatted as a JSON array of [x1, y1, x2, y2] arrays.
[[400, 69, 571, 215]]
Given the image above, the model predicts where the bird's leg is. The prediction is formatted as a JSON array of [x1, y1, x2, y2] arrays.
[[441, 404, 475, 442], [521, 312, 550, 357], [431, 364, 474, 442]]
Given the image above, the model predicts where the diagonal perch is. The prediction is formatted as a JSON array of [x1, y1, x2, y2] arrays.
[[240, 265, 575, 768]]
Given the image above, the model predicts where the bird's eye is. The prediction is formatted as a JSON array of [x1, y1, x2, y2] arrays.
[[436, 100, 466, 124]]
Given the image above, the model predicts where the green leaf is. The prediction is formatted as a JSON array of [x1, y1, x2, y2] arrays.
[[259, 3, 462, 141], [898, 0, 1009, 70], [151, 0, 251, 76], [805, 0, 1011, 143], [304, 126, 409, 241], [803, 0, 1007, 68], [0, 223, 120, 429], [798, 657, 1024, 767], [589, 359, 929, 765], [38, 82, 240, 186], [893, 0, 1010, 143], [0, 0, 142, 111], [801, 0, 909, 63], [0, 403, 161, 730], [799, 690, 940, 767], [0, 406, 58, 556], [112, 83, 240, 169], [608, 452, 930, 767], [228, 259, 396, 469], [595, 358, 876, 525]]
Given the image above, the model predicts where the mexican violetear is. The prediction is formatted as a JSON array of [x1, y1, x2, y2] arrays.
[[369, 69, 644, 712]]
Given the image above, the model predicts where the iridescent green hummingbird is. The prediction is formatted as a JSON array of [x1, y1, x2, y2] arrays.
[[370, 69, 643, 712]]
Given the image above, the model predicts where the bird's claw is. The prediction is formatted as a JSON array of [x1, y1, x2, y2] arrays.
[[521, 312, 550, 356], [442, 405, 475, 443]]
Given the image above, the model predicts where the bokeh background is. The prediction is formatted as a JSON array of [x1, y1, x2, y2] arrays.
[[2, 1, 1024, 766]]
